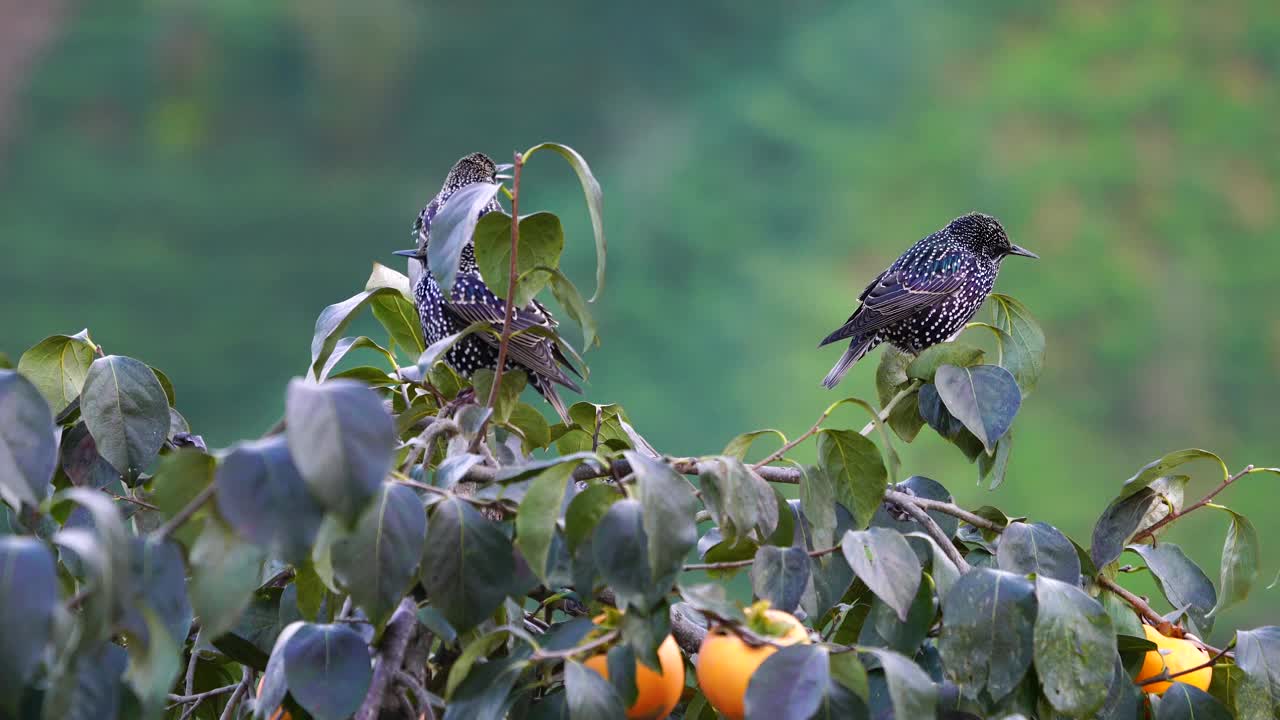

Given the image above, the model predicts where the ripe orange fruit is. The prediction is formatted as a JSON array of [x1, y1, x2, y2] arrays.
[[256, 676, 292, 720], [695, 604, 811, 720], [584, 634, 685, 720], [1134, 624, 1212, 695]]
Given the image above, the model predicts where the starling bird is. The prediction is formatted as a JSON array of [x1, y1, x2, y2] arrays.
[[819, 212, 1037, 389], [395, 152, 582, 422]]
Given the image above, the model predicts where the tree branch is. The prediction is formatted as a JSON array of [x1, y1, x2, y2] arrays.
[[1132, 464, 1253, 542], [217, 669, 252, 720], [355, 598, 419, 720], [891, 494, 971, 572], [682, 541, 843, 572]]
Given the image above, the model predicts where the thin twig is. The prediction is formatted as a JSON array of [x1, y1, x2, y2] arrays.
[[355, 598, 419, 720], [470, 150, 524, 453], [1137, 640, 1235, 686], [1132, 464, 1253, 542], [1097, 575, 1164, 625], [217, 670, 252, 720], [530, 629, 618, 661], [893, 496, 971, 573], [858, 380, 922, 435], [183, 646, 200, 697], [683, 542, 843, 571], [111, 491, 160, 511], [155, 483, 216, 540], [885, 490, 1002, 532]]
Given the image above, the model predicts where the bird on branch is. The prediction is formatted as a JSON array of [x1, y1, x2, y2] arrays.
[[819, 212, 1037, 389], [395, 152, 582, 422]]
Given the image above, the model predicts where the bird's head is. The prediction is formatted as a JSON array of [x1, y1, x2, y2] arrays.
[[441, 152, 512, 195], [948, 212, 1038, 261]]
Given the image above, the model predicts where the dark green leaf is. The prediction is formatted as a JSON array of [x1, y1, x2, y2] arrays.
[[917, 382, 983, 460], [997, 521, 1081, 584], [120, 537, 191, 654], [80, 355, 169, 478], [630, 451, 698, 604], [1208, 505, 1259, 615], [506, 401, 552, 451], [564, 659, 626, 719], [58, 421, 119, 491], [987, 294, 1046, 394], [1096, 654, 1145, 719], [446, 655, 527, 720], [516, 458, 585, 582], [937, 568, 1035, 701], [0, 370, 57, 508], [906, 342, 985, 383], [799, 464, 838, 549], [216, 436, 325, 564], [934, 364, 1021, 453], [286, 378, 395, 524], [841, 527, 921, 622], [55, 488, 132, 630], [189, 520, 265, 638], [1033, 576, 1116, 716], [1128, 543, 1217, 635], [861, 647, 937, 719], [57, 643, 127, 720], [817, 429, 888, 530], [1091, 487, 1159, 569], [829, 652, 869, 700], [1155, 682, 1233, 720], [744, 644, 829, 720], [257, 622, 299, 719], [422, 496, 514, 632], [592, 499, 653, 611], [16, 333, 96, 413], [540, 265, 599, 351], [522, 142, 606, 302], [698, 456, 779, 545], [976, 428, 1013, 490], [122, 605, 182, 716], [876, 347, 924, 443], [332, 483, 427, 627], [474, 211, 566, 305], [858, 572, 936, 655], [1118, 449, 1227, 501], [750, 545, 810, 613], [283, 622, 374, 720], [565, 482, 622, 553], [1234, 626, 1280, 716], [0, 537, 57, 705], [606, 643, 639, 706], [472, 368, 527, 424]]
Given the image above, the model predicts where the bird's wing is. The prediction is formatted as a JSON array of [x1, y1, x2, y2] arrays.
[[444, 274, 582, 391], [820, 253, 972, 345]]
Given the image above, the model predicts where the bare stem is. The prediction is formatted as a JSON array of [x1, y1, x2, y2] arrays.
[[683, 542, 842, 572], [530, 629, 618, 661], [167, 682, 239, 705], [155, 483, 216, 540], [1132, 464, 1253, 542], [217, 670, 252, 720], [885, 490, 1002, 532], [752, 380, 920, 469], [893, 495, 971, 572]]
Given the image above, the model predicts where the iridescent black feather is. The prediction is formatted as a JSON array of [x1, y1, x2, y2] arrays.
[[819, 212, 1036, 389]]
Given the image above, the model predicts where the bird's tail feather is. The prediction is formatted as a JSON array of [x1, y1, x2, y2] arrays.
[[821, 336, 878, 389], [533, 374, 573, 424]]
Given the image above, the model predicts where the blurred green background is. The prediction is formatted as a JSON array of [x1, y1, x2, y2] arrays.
[[1, 1, 1276, 637]]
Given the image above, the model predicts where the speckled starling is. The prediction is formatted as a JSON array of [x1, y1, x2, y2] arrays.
[[395, 152, 582, 421], [819, 212, 1037, 389]]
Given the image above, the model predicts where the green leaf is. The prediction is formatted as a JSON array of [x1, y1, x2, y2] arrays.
[[937, 567, 1036, 701], [421, 496, 515, 633], [215, 436, 325, 564], [1091, 487, 1159, 569], [120, 537, 192, 656], [1118, 449, 1228, 501], [1128, 543, 1217, 635], [875, 347, 924, 443], [149, 448, 213, 548], [257, 623, 298, 719], [1155, 682, 1233, 720], [606, 643, 639, 706], [189, 520, 265, 638], [79, 355, 169, 479], [17, 332, 96, 413], [906, 342, 984, 383], [471, 367, 527, 424], [860, 647, 936, 718], [565, 659, 626, 718], [474, 211, 566, 305], [522, 142, 607, 302], [0, 537, 57, 707], [593, 499, 653, 611], [987, 293, 1046, 395], [817, 430, 888, 531], [722, 428, 788, 461], [1033, 575, 1116, 717], [428, 180, 504, 294], [829, 652, 869, 700], [365, 261, 412, 294], [565, 482, 621, 553], [698, 457, 780, 545], [996, 521, 1082, 584], [318, 336, 394, 382], [516, 458, 585, 582], [1234, 626, 1280, 717], [744, 644, 829, 720], [750, 545, 810, 613], [934, 364, 1021, 453], [1207, 505, 1259, 615], [370, 291, 425, 356], [150, 365, 176, 407], [0, 370, 57, 509], [506, 401, 552, 451], [630, 451, 699, 604], [841, 527, 921, 622], [917, 382, 985, 461], [282, 622, 374, 720], [308, 286, 409, 379], [50, 643, 127, 720], [857, 572, 936, 655], [539, 265, 599, 351], [976, 428, 1013, 490], [447, 655, 527, 719], [55, 488, 132, 628], [286, 378, 395, 524], [122, 604, 182, 717], [799, 464, 837, 549], [332, 483, 427, 628]]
